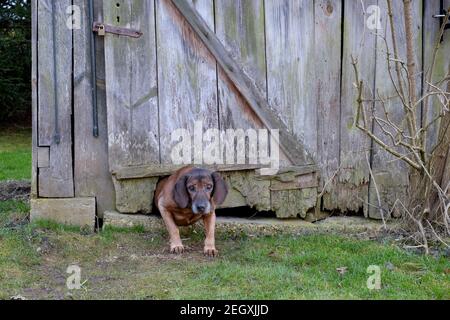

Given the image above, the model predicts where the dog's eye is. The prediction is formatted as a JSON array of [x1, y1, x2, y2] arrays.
[[188, 186, 196, 192], [206, 185, 213, 190]]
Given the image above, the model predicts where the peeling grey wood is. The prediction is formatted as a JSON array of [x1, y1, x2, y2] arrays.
[[269, 173, 318, 191], [170, 0, 314, 166], [331, 0, 376, 214], [33, 0, 445, 220], [255, 164, 318, 177], [112, 164, 262, 180], [73, 0, 115, 217], [37, 147, 50, 168], [215, 0, 267, 135], [265, 0, 317, 158], [271, 188, 317, 218], [223, 171, 271, 211], [370, 0, 423, 218], [314, 0, 342, 206], [104, 0, 160, 171], [31, 198, 96, 230], [156, 0, 218, 164], [37, 0, 74, 198], [103, 0, 159, 214]]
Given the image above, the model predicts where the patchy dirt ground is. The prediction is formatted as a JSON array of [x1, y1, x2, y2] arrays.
[[0, 180, 30, 201], [0, 182, 448, 300], [1, 214, 449, 300]]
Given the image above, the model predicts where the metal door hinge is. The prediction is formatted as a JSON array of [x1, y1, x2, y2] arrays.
[[433, 1, 450, 42], [92, 22, 143, 38]]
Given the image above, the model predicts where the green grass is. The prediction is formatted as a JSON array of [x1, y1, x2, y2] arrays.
[[0, 127, 31, 181], [0, 128, 448, 299], [0, 203, 448, 300]]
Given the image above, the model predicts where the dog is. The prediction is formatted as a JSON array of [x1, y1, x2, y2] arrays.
[[154, 166, 228, 257]]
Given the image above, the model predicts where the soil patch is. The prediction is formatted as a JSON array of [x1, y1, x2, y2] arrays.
[[0, 180, 31, 201]]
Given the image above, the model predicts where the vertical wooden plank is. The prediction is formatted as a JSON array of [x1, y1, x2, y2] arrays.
[[156, 0, 218, 164], [31, 0, 38, 198], [315, 0, 343, 205], [332, 1, 377, 213], [73, 0, 115, 217], [38, 0, 74, 197], [37, 147, 50, 168], [215, 0, 266, 133], [104, 0, 159, 171], [370, 0, 423, 218], [423, 0, 450, 153], [265, 0, 316, 157]]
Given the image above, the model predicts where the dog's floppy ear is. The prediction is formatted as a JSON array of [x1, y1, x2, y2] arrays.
[[173, 175, 189, 208], [212, 172, 228, 205]]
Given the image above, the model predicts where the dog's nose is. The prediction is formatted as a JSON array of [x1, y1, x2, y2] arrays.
[[197, 205, 206, 213]]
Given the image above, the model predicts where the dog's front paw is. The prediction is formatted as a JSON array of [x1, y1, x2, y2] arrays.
[[170, 244, 185, 254], [203, 246, 218, 257]]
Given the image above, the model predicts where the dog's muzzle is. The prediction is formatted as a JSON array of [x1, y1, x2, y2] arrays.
[[192, 202, 211, 214]]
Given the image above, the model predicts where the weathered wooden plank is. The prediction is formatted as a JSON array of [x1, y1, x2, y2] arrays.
[[215, 0, 266, 95], [215, 0, 267, 141], [265, 0, 316, 157], [314, 0, 343, 206], [224, 171, 271, 211], [31, 198, 96, 230], [112, 163, 318, 180], [255, 164, 318, 177], [270, 173, 318, 191], [214, 0, 286, 166], [37, 147, 50, 168], [31, 0, 38, 198], [170, 0, 314, 166], [156, 0, 218, 164], [37, 0, 74, 197], [112, 164, 262, 180], [332, 1, 377, 213], [104, 0, 159, 171], [103, 0, 160, 214], [423, 0, 450, 153], [370, 0, 423, 218], [73, 0, 115, 217], [271, 188, 317, 219]]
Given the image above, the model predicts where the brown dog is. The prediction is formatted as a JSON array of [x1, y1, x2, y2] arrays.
[[154, 166, 228, 257]]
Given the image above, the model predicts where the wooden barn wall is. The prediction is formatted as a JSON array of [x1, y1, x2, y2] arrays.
[[424, 1, 450, 167], [215, 0, 266, 133], [73, 0, 115, 217], [36, 0, 74, 197], [33, 0, 116, 216], [156, 0, 219, 164], [33, 0, 450, 217], [331, 0, 377, 214]]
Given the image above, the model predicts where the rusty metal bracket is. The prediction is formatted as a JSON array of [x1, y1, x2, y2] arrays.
[[92, 22, 143, 38]]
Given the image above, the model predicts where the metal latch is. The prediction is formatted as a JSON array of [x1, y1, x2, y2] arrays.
[[92, 22, 143, 38], [433, 0, 450, 42]]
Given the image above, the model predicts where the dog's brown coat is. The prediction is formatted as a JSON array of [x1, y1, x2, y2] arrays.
[[154, 166, 228, 256]]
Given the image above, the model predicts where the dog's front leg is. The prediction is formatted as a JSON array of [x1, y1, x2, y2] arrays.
[[159, 207, 184, 254], [202, 211, 218, 257]]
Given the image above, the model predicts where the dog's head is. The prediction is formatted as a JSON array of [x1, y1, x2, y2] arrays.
[[173, 168, 228, 214]]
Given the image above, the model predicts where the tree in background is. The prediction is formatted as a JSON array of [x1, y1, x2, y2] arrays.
[[0, 0, 31, 124], [353, 1, 450, 253]]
